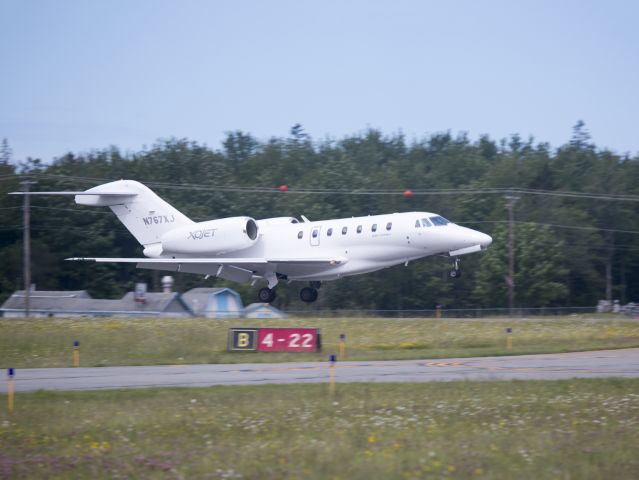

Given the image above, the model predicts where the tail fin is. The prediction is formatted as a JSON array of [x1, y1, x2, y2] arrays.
[[76, 180, 194, 247]]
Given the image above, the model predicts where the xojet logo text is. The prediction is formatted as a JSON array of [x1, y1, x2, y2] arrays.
[[188, 229, 216, 240]]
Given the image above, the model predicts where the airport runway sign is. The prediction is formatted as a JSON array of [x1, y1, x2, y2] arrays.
[[228, 327, 321, 352]]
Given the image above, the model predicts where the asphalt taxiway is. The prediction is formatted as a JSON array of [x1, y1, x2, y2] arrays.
[[2, 348, 638, 393]]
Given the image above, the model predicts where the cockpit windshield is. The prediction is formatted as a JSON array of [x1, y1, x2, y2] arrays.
[[421, 218, 431, 227], [429, 216, 450, 226]]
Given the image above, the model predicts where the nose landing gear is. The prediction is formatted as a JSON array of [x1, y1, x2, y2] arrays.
[[449, 257, 462, 278]]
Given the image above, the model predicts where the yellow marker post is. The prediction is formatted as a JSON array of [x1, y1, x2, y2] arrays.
[[7, 368, 15, 413], [329, 354, 336, 396], [505, 327, 513, 350], [436, 304, 442, 320], [73, 340, 80, 367], [338, 333, 346, 360]]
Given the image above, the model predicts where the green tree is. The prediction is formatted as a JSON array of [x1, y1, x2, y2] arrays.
[[474, 224, 568, 308]]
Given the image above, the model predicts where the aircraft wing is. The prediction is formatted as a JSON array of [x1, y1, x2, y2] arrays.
[[66, 256, 347, 283], [66, 257, 346, 265]]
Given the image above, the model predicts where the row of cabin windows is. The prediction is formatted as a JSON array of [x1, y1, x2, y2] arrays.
[[298, 222, 393, 239]]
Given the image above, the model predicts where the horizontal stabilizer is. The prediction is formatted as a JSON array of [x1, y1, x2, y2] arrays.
[[9, 191, 137, 196]]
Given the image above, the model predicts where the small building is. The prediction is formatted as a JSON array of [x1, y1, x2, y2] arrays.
[[1, 285, 288, 319], [244, 302, 287, 319], [0, 288, 193, 318], [181, 287, 244, 318]]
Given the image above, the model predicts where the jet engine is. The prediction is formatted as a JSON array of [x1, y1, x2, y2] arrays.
[[160, 217, 259, 255]]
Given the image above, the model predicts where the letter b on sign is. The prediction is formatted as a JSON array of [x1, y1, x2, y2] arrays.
[[229, 329, 257, 351], [238, 333, 250, 347]]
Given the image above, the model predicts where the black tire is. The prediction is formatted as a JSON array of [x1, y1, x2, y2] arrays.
[[258, 288, 276, 303], [450, 269, 461, 278], [300, 287, 318, 303]]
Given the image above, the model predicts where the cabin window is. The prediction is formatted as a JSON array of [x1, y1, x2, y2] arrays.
[[421, 218, 432, 227], [415, 220, 421, 228], [312, 229, 319, 238], [372, 224, 377, 232], [430, 216, 450, 226], [297, 231, 303, 239], [357, 225, 362, 233], [327, 228, 333, 236], [342, 226, 348, 235], [386, 222, 392, 230]]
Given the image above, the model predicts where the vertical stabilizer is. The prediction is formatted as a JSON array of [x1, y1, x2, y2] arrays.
[[75, 180, 194, 247]]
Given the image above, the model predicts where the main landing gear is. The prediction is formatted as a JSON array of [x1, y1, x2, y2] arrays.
[[257, 281, 321, 304], [300, 281, 321, 303], [258, 287, 277, 303], [450, 257, 462, 279]]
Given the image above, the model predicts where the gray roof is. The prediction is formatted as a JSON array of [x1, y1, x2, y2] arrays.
[[183, 288, 228, 294], [244, 302, 282, 313], [244, 302, 287, 318], [1, 290, 193, 315], [11, 290, 91, 298]]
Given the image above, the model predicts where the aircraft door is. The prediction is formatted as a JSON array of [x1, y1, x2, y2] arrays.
[[310, 226, 321, 246]]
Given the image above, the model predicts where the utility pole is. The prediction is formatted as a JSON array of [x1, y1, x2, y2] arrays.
[[505, 192, 519, 316], [20, 179, 36, 317]]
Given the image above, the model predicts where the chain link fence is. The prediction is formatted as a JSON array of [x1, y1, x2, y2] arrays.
[[285, 306, 602, 318]]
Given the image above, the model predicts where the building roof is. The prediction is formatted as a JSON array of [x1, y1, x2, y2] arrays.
[[9, 290, 91, 299], [244, 302, 287, 318], [181, 287, 243, 315], [1, 290, 193, 316]]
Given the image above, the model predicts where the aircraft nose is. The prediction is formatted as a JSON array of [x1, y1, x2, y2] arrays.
[[479, 232, 493, 249]]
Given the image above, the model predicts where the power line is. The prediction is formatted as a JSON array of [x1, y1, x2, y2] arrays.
[[457, 220, 639, 235], [8, 172, 639, 202]]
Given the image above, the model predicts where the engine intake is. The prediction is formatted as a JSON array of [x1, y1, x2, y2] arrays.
[[160, 216, 259, 255]]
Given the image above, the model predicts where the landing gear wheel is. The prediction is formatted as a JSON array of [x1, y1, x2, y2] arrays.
[[258, 287, 277, 303], [300, 287, 318, 303], [309, 281, 322, 289]]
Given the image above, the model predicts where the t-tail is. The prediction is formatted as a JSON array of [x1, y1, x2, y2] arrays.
[[76, 180, 194, 255], [11, 180, 194, 256]]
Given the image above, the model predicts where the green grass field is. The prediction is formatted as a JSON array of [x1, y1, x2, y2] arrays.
[[1, 379, 638, 479], [1, 315, 638, 368]]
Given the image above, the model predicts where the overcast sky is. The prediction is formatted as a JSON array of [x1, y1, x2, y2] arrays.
[[1, 0, 638, 162]]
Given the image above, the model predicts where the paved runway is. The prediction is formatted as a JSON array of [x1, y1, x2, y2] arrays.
[[2, 348, 638, 392]]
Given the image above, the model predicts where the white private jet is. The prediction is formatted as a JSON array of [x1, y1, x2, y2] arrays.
[[12, 180, 492, 303]]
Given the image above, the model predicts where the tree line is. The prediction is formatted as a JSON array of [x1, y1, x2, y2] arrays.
[[1, 122, 637, 311]]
